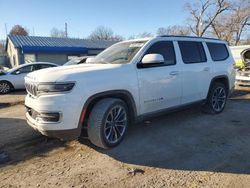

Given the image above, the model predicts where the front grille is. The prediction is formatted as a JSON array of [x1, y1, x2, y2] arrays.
[[25, 83, 38, 96]]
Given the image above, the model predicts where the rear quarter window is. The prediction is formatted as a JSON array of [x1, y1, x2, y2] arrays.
[[206, 42, 229, 61], [178, 41, 207, 64]]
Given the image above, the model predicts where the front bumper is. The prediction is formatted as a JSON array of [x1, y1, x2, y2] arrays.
[[26, 113, 80, 140], [25, 93, 84, 140]]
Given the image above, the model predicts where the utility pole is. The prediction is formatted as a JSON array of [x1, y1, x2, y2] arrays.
[[65, 23, 68, 38], [32, 27, 35, 36], [4, 23, 8, 37]]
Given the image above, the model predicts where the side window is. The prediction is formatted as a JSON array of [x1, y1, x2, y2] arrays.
[[15, 65, 34, 74], [144, 41, 176, 66], [35, 64, 56, 70], [206, 42, 229, 61], [178, 41, 207, 64]]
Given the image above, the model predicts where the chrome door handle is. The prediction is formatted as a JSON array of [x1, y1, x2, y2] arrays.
[[169, 71, 179, 76], [203, 67, 210, 71]]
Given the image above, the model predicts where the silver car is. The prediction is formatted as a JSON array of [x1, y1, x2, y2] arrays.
[[0, 62, 58, 94]]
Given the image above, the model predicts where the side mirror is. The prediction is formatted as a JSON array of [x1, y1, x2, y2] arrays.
[[141, 54, 164, 64]]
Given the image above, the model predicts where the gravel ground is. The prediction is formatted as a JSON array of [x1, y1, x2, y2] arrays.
[[0, 90, 26, 108], [0, 87, 250, 188]]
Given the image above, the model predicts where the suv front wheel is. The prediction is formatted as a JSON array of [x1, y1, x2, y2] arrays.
[[203, 82, 228, 114], [87, 98, 129, 149]]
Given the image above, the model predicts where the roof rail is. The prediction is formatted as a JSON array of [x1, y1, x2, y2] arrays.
[[157, 35, 223, 41]]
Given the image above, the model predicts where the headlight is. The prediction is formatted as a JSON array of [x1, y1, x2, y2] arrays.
[[37, 82, 75, 95]]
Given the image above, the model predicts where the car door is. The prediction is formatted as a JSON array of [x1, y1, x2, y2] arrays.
[[177, 41, 211, 104], [11, 64, 36, 89], [136, 40, 182, 115]]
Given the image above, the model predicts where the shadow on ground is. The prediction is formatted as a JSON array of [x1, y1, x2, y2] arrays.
[[1, 87, 250, 174], [230, 86, 250, 99], [0, 118, 66, 168], [80, 99, 250, 175], [0, 90, 26, 108]]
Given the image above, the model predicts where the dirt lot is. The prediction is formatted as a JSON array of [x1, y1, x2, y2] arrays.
[[0, 87, 250, 188]]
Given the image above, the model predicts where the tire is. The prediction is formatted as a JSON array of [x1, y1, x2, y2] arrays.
[[87, 98, 129, 149], [0, 81, 12, 94], [202, 82, 228, 114]]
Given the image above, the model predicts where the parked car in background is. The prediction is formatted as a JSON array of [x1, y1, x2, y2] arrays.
[[25, 36, 235, 149], [0, 62, 58, 94], [230, 45, 250, 69], [63, 56, 93, 66], [235, 48, 250, 86]]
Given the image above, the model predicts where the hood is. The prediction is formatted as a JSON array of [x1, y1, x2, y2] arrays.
[[25, 63, 122, 83]]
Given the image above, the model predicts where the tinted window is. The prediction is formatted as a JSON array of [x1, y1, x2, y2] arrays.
[[206, 42, 229, 61], [36, 64, 56, 70], [15, 65, 35, 74], [178, 41, 207, 64], [145, 41, 176, 65]]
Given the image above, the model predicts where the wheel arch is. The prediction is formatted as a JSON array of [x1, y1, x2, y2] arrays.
[[0, 80, 15, 89], [78, 90, 138, 128], [207, 75, 229, 98]]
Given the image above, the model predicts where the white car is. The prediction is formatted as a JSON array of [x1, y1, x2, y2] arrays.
[[0, 62, 58, 94], [25, 36, 235, 149]]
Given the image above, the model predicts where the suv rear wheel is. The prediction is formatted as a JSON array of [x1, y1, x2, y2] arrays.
[[87, 98, 129, 149], [203, 82, 228, 114]]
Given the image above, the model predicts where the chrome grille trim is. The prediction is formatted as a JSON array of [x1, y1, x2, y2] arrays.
[[25, 83, 38, 97]]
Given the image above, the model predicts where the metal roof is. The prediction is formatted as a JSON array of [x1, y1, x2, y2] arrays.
[[7, 35, 116, 54]]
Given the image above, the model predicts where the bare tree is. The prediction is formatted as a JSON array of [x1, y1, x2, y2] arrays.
[[157, 25, 191, 36], [111, 34, 124, 41], [210, 15, 234, 43], [136, 32, 153, 38], [88, 26, 123, 41], [185, 0, 231, 37], [211, 0, 250, 45], [50, 28, 67, 38], [127, 32, 153, 39], [9, 25, 28, 36]]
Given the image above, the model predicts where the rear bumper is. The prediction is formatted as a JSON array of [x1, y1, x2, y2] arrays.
[[236, 75, 250, 86], [236, 80, 250, 86], [229, 85, 235, 96]]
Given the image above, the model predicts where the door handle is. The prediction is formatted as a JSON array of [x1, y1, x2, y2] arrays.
[[203, 67, 210, 71], [169, 71, 179, 76]]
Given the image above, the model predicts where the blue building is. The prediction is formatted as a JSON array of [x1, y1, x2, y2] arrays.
[[5, 35, 116, 67]]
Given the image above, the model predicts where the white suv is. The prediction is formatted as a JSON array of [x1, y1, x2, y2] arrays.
[[25, 36, 235, 148]]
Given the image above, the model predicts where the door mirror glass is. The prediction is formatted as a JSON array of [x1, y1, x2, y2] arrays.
[[141, 54, 164, 64]]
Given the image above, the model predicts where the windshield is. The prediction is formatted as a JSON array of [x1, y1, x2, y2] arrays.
[[89, 41, 147, 64]]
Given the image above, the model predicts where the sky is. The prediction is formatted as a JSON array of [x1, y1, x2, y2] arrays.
[[0, 0, 191, 40]]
